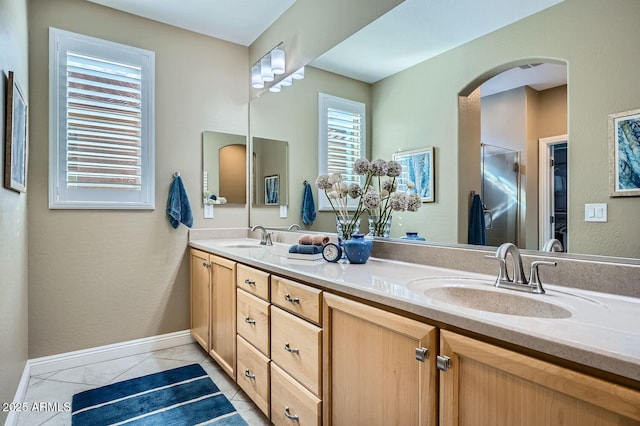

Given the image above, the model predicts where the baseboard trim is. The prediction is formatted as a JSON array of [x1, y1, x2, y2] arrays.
[[28, 330, 194, 376]]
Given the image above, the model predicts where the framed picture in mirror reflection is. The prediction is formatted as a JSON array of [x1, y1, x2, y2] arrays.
[[265, 174, 279, 205], [609, 109, 640, 197], [393, 147, 435, 202]]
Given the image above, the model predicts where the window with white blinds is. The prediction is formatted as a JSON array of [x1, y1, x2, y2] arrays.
[[318, 93, 367, 210], [49, 28, 155, 209]]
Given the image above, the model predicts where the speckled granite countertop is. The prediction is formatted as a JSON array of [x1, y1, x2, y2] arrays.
[[189, 237, 640, 384]]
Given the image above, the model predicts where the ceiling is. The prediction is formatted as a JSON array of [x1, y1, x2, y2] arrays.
[[86, 0, 297, 46], [87, 0, 567, 94]]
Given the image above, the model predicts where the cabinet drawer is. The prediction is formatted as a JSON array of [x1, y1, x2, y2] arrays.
[[271, 276, 322, 324], [271, 306, 322, 397], [271, 363, 321, 426], [236, 289, 270, 356], [237, 264, 270, 301], [237, 336, 270, 419]]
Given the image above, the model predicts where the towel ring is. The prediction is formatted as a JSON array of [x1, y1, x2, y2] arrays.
[[173, 172, 180, 178]]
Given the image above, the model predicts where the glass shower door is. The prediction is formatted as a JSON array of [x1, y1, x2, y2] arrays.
[[481, 144, 520, 247]]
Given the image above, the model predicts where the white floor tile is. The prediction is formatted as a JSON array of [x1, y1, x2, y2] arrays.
[[47, 353, 150, 386], [17, 343, 271, 426], [151, 343, 208, 362]]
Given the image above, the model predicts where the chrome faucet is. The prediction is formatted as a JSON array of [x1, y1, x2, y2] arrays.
[[542, 238, 564, 252], [486, 242, 556, 294], [288, 224, 301, 231], [251, 225, 273, 246]]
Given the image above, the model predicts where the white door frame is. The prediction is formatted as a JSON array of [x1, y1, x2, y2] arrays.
[[538, 134, 568, 249]]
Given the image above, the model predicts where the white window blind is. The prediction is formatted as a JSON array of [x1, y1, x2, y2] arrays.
[[318, 93, 366, 210], [49, 28, 155, 209]]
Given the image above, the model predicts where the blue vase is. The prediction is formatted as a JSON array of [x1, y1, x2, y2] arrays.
[[343, 234, 373, 264], [401, 232, 426, 241]]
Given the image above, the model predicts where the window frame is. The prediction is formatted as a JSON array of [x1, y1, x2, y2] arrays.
[[49, 27, 155, 210], [317, 93, 367, 211]]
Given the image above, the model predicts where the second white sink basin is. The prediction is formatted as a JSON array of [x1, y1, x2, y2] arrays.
[[422, 286, 572, 318], [405, 277, 588, 319]]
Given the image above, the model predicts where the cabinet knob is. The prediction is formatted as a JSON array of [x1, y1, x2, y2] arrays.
[[415, 347, 429, 362], [284, 293, 300, 304], [244, 369, 256, 380], [284, 406, 300, 421], [202, 262, 210, 268], [244, 316, 256, 325], [244, 279, 256, 286], [437, 355, 452, 371], [284, 342, 300, 354]]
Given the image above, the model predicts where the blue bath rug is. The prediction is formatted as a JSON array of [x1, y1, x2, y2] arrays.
[[71, 363, 247, 425]]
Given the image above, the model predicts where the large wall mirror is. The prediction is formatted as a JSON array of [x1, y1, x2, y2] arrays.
[[203, 131, 247, 205], [248, 0, 640, 260]]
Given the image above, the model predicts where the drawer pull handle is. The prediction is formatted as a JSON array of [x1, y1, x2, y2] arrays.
[[284, 293, 300, 303], [284, 406, 299, 421], [244, 316, 256, 325], [244, 279, 256, 286], [244, 369, 256, 380], [284, 343, 299, 354]]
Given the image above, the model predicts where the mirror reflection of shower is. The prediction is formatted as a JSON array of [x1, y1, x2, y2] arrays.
[[481, 144, 520, 247]]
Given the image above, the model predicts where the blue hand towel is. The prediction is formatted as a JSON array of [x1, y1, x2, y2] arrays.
[[301, 182, 316, 225], [288, 244, 323, 255], [167, 175, 193, 229], [468, 194, 487, 245]]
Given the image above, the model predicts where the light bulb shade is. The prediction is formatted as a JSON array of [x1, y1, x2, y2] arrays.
[[260, 56, 274, 82], [251, 64, 264, 88], [269, 83, 281, 93], [270, 48, 285, 74], [292, 66, 305, 80], [281, 76, 293, 87]]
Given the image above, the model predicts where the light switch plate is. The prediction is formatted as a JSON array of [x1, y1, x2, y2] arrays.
[[204, 204, 214, 219], [279, 205, 288, 218], [584, 203, 607, 222]]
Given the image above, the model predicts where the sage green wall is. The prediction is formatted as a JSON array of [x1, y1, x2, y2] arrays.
[[372, 0, 640, 257], [0, 0, 29, 418], [28, 0, 248, 357]]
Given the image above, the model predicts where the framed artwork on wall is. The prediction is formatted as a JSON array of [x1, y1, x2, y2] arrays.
[[265, 174, 279, 205], [392, 147, 435, 202], [608, 109, 640, 197], [4, 71, 28, 193]]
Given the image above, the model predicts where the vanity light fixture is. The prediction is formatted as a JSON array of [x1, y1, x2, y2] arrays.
[[250, 42, 305, 93], [270, 47, 285, 74]]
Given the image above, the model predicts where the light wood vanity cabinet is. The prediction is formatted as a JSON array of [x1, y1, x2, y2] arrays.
[[189, 249, 211, 351], [323, 293, 438, 426], [189, 249, 237, 380], [191, 249, 640, 426], [439, 330, 640, 426], [209, 255, 237, 380]]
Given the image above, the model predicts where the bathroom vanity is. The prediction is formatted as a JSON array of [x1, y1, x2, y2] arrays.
[[189, 231, 640, 426]]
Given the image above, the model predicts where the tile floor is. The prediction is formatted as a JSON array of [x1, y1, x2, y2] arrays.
[[16, 343, 271, 425]]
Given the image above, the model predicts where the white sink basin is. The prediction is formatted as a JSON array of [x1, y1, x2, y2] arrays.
[[421, 286, 572, 318], [406, 277, 586, 319]]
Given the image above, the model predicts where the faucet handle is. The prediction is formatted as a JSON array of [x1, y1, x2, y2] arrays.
[[485, 255, 509, 284], [528, 261, 557, 294], [265, 232, 273, 246]]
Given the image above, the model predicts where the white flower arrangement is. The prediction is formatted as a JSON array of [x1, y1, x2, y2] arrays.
[[316, 158, 422, 238]]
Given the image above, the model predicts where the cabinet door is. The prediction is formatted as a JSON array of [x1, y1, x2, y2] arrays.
[[209, 255, 237, 379], [323, 293, 438, 426], [439, 330, 640, 426], [189, 249, 210, 351]]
